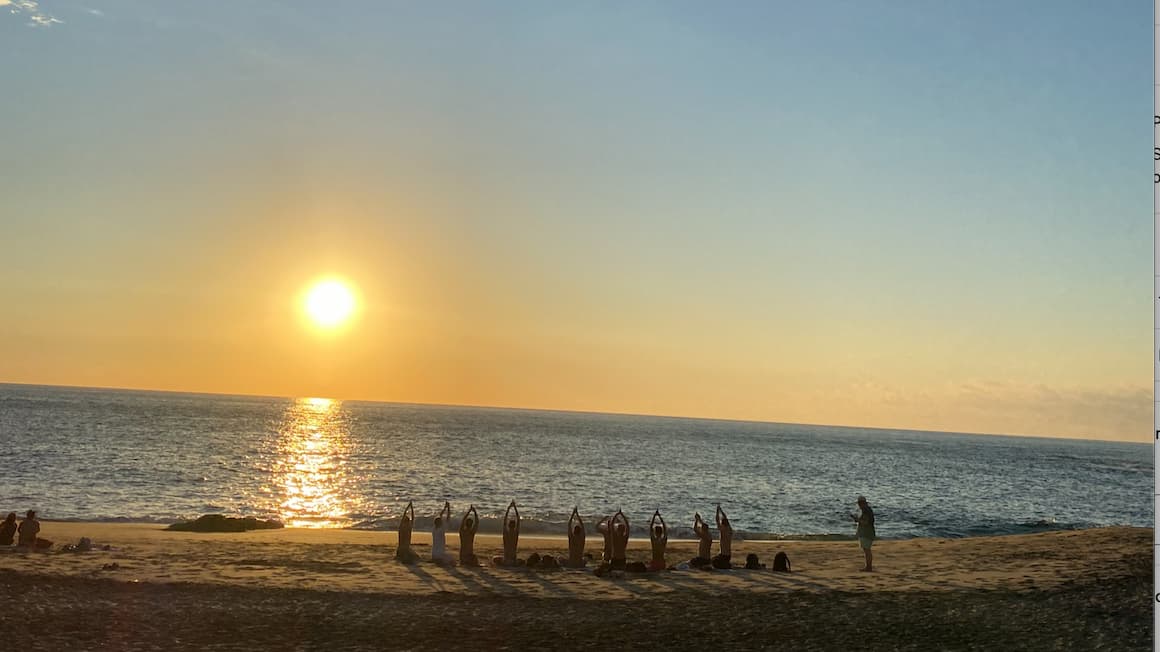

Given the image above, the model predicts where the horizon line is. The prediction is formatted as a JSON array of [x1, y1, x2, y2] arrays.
[[0, 380, 1146, 446]]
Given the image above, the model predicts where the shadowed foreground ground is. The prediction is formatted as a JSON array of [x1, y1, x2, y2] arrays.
[[0, 524, 1151, 650], [0, 567, 1150, 651]]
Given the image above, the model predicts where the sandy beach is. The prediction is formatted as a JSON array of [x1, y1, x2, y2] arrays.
[[0, 522, 1150, 650]]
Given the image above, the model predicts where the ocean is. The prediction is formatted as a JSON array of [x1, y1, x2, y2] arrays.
[[0, 384, 1150, 540]]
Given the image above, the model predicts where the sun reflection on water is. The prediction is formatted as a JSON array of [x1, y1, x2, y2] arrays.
[[270, 397, 354, 528]]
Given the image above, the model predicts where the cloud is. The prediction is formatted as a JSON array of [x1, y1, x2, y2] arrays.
[[4, 0, 62, 27]]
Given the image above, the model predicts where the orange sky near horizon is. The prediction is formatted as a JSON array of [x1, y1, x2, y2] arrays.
[[0, 2, 1150, 444]]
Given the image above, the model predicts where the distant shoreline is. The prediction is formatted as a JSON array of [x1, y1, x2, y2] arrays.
[[33, 518, 1129, 543]]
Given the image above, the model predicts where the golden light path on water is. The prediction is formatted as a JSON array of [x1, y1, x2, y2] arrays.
[[269, 397, 354, 528]]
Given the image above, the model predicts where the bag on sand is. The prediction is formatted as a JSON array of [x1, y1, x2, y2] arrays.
[[772, 551, 791, 572]]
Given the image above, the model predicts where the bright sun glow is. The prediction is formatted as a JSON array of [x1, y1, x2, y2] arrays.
[[303, 280, 357, 329]]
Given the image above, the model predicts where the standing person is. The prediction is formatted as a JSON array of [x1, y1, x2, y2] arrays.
[[564, 507, 587, 568], [647, 510, 668, 571], [690, 512, 714, 569], [0, 512, 16, 546], [712, 505, 733, 569], [459, 505, 480, 566], [395, 501, 419, 564], [850, 496, 876, 571], [431, 501, 454, 564]]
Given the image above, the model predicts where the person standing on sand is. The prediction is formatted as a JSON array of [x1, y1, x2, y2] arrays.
[[395, 501, 419, 564], [564, 507, 587, 568], [648, 510, 668, 571], [712, 505, 733, 569], [0, 512, 16, 546], [459, 505, 480, 566], [850, 496, 876, 571], [431, 501, 454, 564]]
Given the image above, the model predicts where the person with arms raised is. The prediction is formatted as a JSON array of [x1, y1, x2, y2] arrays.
[[492, 501, 522, 567], [431, 501, 454, 565], [690, 512, 713, 569], [609, 509, 630, 572], [712, 505, 734, 569], [648, 510, 668, 571], [394, 501, 419, 564], [459, 504, 480, 566], [564, 507, 587, 568]]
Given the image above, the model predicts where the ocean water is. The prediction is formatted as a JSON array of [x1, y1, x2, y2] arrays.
[[0, 384, 1150, 540]]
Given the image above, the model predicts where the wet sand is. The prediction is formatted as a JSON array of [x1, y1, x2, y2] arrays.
[[0, 523, 1150, 650]]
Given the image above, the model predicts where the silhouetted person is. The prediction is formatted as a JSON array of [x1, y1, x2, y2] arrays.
[[850, 495, 876, 571], [431, 501, 454, 564], [565, 507, 587, 568], [17, 510, 50, 550], [0, 512, 16, 546], [712, 505, 733, 569], [648, 510, 668, 571], [492, 501, 522, 566], [596, 514, 613, 563], [395, 501, 419, 564], [459, 505, 480, 566], [609, 510, 629, 572], [690, 512, 713, 569]]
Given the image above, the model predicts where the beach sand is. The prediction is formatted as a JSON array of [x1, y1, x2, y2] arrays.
[[0, 523, 1150, 650]]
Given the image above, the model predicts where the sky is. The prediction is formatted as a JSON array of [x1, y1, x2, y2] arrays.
[[0, 1, 1151, 442]]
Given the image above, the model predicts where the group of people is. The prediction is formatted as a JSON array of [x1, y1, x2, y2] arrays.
[[387, 498, 877, 573], [0, 510, 52, 550]]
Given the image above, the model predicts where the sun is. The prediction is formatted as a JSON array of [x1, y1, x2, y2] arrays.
[[303, 279, 357, 329]]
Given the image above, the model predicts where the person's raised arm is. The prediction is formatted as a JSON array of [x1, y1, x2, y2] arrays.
[[715, 505, 723, 529], [513, 502, 521, 534], [469, 506, 479, 533], [659, 513, 668, 542]]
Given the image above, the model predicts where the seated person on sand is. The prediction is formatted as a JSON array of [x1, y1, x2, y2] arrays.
[[17, 510, 51, 550], [690, 512, 714, 569], [609, 510, 629, 572], [563, 507, 587, 568], [431, 501, 455, 565], [491, 501, 523, 567], [0, 512, 16, 546], [596, 514, 613, 564], [712, 505, 733, 569], [395, 501, 420, 564], [647, 510, 668, 571], [459, 504, 480, 566]]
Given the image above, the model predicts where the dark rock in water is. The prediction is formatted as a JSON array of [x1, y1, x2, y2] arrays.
[[166, 515, 284, 533]]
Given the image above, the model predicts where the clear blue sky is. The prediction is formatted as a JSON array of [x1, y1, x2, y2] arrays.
[[0, 1, 1151, 441]]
